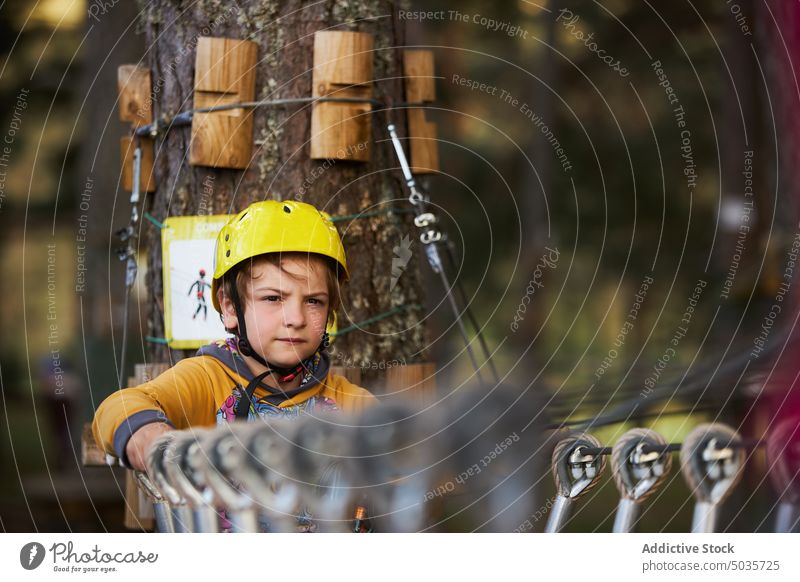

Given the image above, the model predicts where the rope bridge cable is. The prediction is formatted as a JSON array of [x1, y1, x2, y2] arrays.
[[560, 336, 768, 404], [576, 439, 763, 458], [547, 404, 722, 430], [549, 357, 756, 414], [551, 325, 799, 430], [331, 303, 424, 337], [441, 240, 500, 383], [144, 212, 167, 230], [133, 97, 431, 138]]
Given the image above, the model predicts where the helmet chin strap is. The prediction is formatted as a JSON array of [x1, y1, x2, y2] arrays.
[[228, 282, 326, 381]]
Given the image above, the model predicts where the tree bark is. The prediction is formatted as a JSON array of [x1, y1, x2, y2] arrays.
[[136, 0, 426, 382]]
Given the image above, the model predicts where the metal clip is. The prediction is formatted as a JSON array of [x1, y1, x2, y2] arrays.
[[420, 230, 442, 245], [631, 447, 661, 465], [408, 188, 424, 206], [702, 438, 735, 462], [569, 446, 597, 466], [566, 446, 601, 494], [414, 213, 437, 228], [627, 441, 669, 499], [115, 226, 133, 242]]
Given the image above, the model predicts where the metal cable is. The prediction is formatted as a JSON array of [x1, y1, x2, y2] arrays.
[[133, 96, 429, 138]]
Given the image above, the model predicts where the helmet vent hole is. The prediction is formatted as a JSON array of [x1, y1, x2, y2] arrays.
[[224, 234, 229, 241], [238, 212, 248, 221], [283, 205, 291, 213], [225, 250, 231, 257]]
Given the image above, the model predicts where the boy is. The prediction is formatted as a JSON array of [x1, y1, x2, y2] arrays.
[[93, 200, 377, 471]]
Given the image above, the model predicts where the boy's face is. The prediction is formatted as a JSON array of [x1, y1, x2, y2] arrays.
[[219, 255, 330, 368]]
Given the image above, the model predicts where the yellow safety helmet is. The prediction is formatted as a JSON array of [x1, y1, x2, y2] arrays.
[[211, 199, 349, 313]]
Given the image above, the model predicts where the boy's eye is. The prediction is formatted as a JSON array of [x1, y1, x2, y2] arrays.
[[262, 295, 281, 302]]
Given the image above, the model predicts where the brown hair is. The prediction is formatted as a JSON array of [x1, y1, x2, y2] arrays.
[[220, 252, 342, 332]]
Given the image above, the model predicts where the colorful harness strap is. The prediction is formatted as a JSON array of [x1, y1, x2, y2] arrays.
[[231, 349, 323, 420]]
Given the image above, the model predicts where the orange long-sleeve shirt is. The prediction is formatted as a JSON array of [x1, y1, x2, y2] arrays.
[[92, 339, 376, 466]]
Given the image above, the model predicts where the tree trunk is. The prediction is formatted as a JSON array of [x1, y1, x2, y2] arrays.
[[137, 0, 426, 383]]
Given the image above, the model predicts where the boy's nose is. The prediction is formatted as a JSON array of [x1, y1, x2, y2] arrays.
[[281, 299, 306, 328]]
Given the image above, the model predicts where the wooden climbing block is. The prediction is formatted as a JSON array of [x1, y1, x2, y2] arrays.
[[310, 31, 373, 161], [117, 65, 152, 127], [123, 470, 154, 531], [190, 37, 258, 169], [120, 136, 156, 192], [384, 362, 437, 407], [403, 50, 439, 174], [81, 423, 106, 467], [121, 365, 170, 530], [133, 363, 171, 384], [331, 365, 363, 387]]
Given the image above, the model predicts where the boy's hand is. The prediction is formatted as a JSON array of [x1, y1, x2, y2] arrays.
[[126, 423, 174, 471]]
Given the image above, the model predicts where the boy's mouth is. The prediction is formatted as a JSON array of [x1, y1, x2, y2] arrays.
[[276, 338, 306, 344]]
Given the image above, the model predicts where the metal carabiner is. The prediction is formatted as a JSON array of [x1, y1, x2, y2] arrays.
[[164, 430, 220, 533], [414, 213, 437, 228], [420, 229, 442, 245], [145, 433, 194, 532], [201, 427, 262, 533], [133, 470, 174, 533]]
